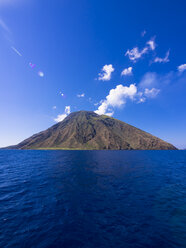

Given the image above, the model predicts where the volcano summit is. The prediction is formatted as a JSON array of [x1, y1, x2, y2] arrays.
[[5, 111, 177, 150]]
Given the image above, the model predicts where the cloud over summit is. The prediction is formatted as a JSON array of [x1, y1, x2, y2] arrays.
[[54, 106, 71, 122], [95, 84, 137, 116]]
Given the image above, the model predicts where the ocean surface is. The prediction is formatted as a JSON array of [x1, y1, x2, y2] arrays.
[[0, 150, 186, 248]]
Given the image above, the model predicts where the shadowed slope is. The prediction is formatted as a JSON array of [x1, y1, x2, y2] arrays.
[[5, 111, 177, 150]]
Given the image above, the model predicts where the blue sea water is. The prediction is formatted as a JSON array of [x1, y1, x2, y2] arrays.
[[0, 150, 186, 248]]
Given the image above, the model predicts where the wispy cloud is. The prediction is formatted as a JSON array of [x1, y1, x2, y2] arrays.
[[154, 50, 170, 63], [141, 30, 146, 37], [98, 64, 114, 81], [139, 72, 159, 88], [136, 73, 161, 103], [95, 84, 137, 116], [139, 71, 173, 102], [144, 88, 160, 98], [137, 92, 146, 103], [138, 71, 179, 101], [146, 37, 156, 51], [137, 87, 160, 103], [125, 38, 156, 62], [53, 106, 57, 110], [139, 71, 174, 89], [54, 106, 71, 122], [125, 47, 148, 62], [11, 46, 22, 57], [77, 93, 85, 98], [177, 64, 186, 73], [65, 106, 70, 114], [121, 66, 133, 76], [0, 18, 10, 33]]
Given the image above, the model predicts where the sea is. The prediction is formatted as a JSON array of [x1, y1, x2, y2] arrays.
[[0, 150, 186, 248]]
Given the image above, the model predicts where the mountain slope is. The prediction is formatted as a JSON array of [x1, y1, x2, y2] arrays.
[[6, 111, 177, 150]]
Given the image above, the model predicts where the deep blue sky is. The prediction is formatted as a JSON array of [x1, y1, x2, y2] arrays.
[[0, 0, 186, 148]]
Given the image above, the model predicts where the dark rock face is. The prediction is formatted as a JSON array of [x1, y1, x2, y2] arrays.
[[6, 111, 177, 150]]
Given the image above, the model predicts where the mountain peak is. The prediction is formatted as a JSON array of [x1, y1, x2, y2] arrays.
[[5, 110, 177, 150]]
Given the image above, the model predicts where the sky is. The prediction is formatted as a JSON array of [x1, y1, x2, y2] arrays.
[[0, 0, 186, 148]]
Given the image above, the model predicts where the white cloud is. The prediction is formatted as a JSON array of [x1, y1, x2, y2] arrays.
[[53, 106, 57, 110], [104, 111, 114, 117], [125, 37, 156, 62], [54, 114, 67, 122], [135, 72, 162, 102], [137, 92, 146, 103], [77, 93, 85, 97], [138, 97, 146, 103], [65, 106, 71, 114], [95, 71, 168, 116], [98, 64, 114, 81], [121, 66, 133, 76], [125, 47, 148, 62], [136, 87, 160, 104], [146, 38, 156, 51], [144, 88, 160, 98], [139, 72, 158, 88], [138, 71, 176, 102], [95, 84, 137, 116], [140, 71, 177, 91], [54, 106, 71, 122], [177, 64, 186, 73], [154, 50, 170, 63]]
